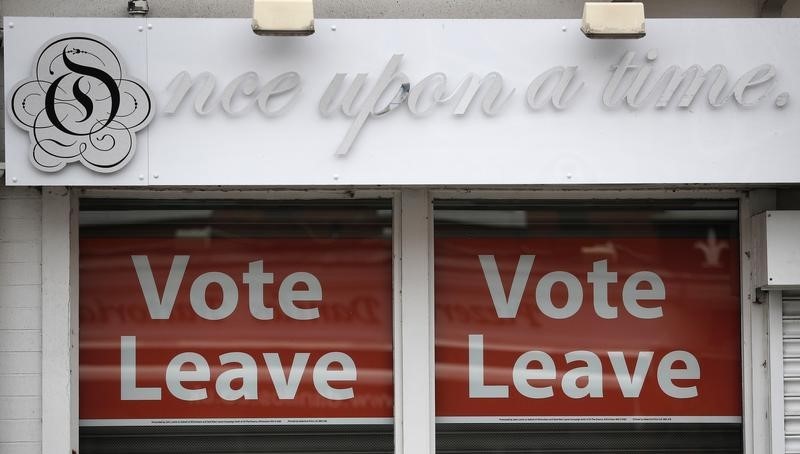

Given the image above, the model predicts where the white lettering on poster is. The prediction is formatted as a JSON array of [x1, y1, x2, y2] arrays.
[[132, 255, 188, 320], [468, 335, 700, 400], [468, 334, 509, 398], [314, 352, 358, 401], [217, 352, 259, 401], [120, 335, 161, 400], [123, 251, 696, 406], [609, 351, 654, 398], [265, 352, 309, 400], [657, 351, 700, 399], [479, 255, 666, 320], [512, 350, 556, 399], [122, 255, 355, 403], [469, 254, 702, 402], [166, 352, 210, 401], [132, 255, 323, 321], [121, 336, 356, 402]]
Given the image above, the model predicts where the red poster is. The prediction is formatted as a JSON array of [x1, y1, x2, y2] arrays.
[[435, 237, 741, 423], [79, 238, 393, 425]]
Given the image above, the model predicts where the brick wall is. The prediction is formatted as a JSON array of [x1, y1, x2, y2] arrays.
[[0, 186, 42, 454]]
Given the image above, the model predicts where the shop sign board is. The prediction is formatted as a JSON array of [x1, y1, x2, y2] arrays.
[[5, 17, 800, 186], [435, 237, 741, 423]]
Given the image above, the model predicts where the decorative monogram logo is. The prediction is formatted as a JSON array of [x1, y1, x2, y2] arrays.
[[8, 34, 154, 173]]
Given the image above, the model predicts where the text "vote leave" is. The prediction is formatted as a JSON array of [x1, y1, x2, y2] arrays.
[[471, 255, 700, 401]]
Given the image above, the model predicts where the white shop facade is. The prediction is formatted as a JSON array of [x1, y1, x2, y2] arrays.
[[4, 16, 800, 454]]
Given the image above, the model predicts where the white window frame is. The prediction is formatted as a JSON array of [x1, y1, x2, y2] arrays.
[[41, 188, 79, 454], [429, 188, 762, 454], [42, 187, 761, 454]]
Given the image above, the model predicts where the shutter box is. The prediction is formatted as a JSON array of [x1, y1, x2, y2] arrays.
[[752, 211, 800, 289]]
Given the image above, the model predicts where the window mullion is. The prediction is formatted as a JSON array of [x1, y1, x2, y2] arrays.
[[397, 189, 435, 454]]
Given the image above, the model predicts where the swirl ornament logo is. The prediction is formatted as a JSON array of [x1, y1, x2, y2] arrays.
[[8, 35, 154, 173]]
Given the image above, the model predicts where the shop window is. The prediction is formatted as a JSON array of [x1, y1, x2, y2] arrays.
[[78, 200, 394, 453], [433, 200, 742, 453]]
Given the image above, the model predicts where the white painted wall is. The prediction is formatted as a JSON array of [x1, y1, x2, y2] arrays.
[[0, 186, 42, 454]]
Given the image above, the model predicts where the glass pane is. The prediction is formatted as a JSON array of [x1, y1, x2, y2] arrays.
[[79, 200, 394, 453], [434, 200, 742, 453]]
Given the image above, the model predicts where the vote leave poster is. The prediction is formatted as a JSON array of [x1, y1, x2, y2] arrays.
[[435, 237, 741, 423], [79, 238, 393, 426]]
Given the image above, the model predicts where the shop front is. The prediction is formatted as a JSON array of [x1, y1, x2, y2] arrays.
[[3, 13, 800, 454]]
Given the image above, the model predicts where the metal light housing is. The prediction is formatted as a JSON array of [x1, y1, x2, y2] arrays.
[[581, 2, 645, 39], [127, 0, 149, 16], [252, 0, 315, 36]]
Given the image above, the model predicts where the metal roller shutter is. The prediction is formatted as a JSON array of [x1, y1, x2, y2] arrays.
[[436, 423, 742, 453], [79, 425, 394, 454], [785, 291, 800, 453]]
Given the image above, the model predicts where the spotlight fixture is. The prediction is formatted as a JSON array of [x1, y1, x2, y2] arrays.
[[581, 2, 645, 39], [252, 0, 315, 36]]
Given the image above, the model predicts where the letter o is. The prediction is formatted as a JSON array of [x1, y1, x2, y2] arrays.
[[535, 271, 583, 319], [190, 272, 238, 320]]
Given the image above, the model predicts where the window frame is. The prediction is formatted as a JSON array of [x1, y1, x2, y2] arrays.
[[43, 187, 764, 454]]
